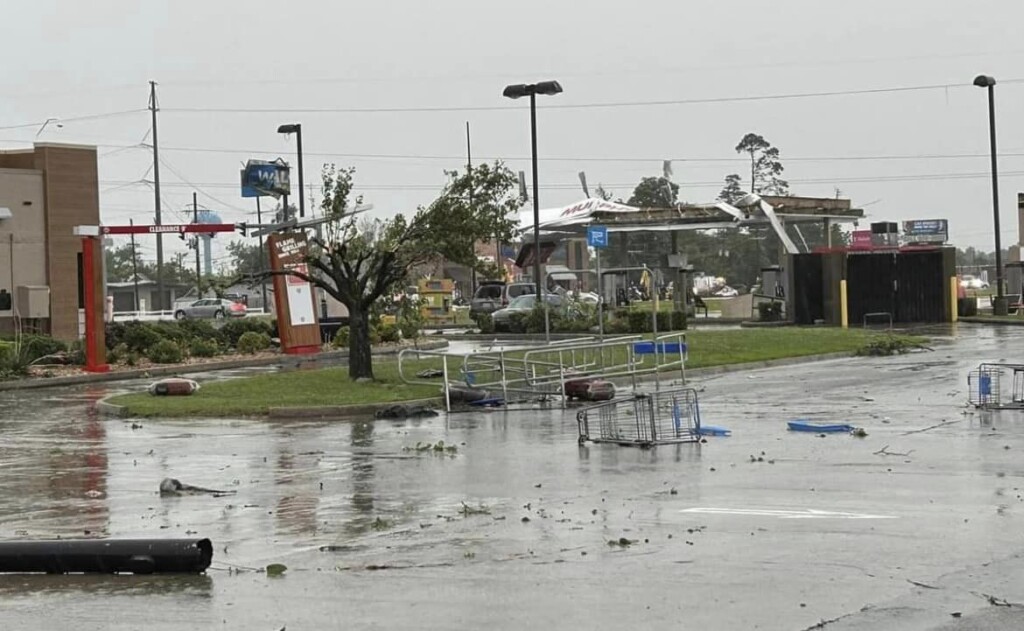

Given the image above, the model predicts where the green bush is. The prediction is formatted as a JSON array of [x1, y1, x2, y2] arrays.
[[758, 301, 783, 322], [20, 335, 67, 363], [148, 321, 189, 344], [178, 319, 226, 346], [605, 317, 630, 334], [107, 342, 129, 365], [147, 339, 183, 364], [121, 322, 164, 353], [369, 326, 382, 345], [473, 313, 494, 334], [222, 318, 274, 347], [237, 331, 271, 354], [377, 323, 401, 344], [189, 338, 220, 358], [626, 311, 652, 333], [0, 343, 29, 378], [67, 339, 85, 365], [332, 326, 350, 349], [670, 310, 687, 331]]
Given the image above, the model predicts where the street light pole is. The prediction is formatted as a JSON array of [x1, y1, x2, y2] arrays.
[[975, 75, 1006, 314], [529, 92, 541, 301], [502, 80, 563, 302], [277, 123, 304, 219]]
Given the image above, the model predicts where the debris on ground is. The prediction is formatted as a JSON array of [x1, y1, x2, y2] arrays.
[[147, 378, 200, 396], [159, 478, 235, 497], [788, 420, 854, 433], [374, 404, 438, 419], [415, 368, 444, 378]]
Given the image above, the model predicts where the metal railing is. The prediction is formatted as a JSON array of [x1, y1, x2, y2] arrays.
[[398, 332, 688, 412]]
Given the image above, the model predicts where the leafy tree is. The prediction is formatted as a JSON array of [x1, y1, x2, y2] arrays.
[[735, 133, 788, 195], [718, 173, 745, 204], [272, 163, 520, 380], [105, 243, 145, 282], [627, 176, 678, 208], [226, 240, 267, 278]]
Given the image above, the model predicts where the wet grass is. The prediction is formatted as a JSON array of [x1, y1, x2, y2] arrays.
[[108, 328, 923, 418], [107, 359, 441, 418]]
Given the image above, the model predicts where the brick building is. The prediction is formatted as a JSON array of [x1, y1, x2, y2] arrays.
[[0, 143, 101, 340]]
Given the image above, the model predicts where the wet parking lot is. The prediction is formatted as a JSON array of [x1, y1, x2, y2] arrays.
[[3, 325, 1024, 629]]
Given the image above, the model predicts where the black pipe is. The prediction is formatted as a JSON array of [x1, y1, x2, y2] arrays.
[[0, 538, 213, 574]]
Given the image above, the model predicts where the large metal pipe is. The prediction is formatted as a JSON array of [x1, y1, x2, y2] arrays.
[[0, 538, 213, 574]]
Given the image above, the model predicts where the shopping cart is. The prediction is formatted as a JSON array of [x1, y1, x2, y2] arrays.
[[968, 363, 1024, 410], [577, 387, 702, 447]]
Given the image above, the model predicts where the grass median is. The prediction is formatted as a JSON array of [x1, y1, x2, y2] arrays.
[[107, 327, 923, 418]]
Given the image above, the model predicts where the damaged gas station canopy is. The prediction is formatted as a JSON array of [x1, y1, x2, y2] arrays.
[[516, 195, 865, 255]]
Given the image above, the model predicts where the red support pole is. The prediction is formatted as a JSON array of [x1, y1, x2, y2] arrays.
[[82, 236, 109, 373]]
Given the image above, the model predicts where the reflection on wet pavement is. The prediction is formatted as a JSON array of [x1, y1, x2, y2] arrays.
[[1, 324, 1024, 629]]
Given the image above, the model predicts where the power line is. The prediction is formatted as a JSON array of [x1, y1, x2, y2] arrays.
[[160, 79, 1024, 116], [0, 108, 146, 132]]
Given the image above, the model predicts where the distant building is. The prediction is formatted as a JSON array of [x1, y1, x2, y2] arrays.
[[0, 143, 101, 340]]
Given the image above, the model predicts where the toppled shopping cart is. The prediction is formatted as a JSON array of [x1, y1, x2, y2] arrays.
[[968, 363, 1024, 410], [577, 387, 702, 447]]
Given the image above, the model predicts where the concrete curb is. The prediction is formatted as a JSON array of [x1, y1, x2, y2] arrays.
[[684, 351, 853, 379], [0, 340, 447, 392]]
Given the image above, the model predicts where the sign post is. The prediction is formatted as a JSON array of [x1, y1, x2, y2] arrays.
[[266, 231, 321, 354], [587, 225, 609, 338], [902, 219, 949, 245]]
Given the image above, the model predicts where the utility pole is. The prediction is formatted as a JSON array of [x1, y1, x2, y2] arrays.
[[149, 80, 164, 311], [466, 121, 476, 295], [129, 219, 140, 312], [193, 192, 201, 295]]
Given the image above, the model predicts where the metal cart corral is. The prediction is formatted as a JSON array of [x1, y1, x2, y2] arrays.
[[968, 363, 1024, 410], [577, 387, 702, 447]]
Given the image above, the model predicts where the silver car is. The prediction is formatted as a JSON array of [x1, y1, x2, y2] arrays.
[[174, 298, 247, 320], [491, 293, 564, 332]]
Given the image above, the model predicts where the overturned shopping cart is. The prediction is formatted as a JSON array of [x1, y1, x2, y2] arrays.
[[577, 387, 702, 447], [968, 363, 1024, 410]]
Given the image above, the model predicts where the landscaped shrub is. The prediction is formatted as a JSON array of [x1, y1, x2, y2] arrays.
[[626, 311, 651, 333], [473, 313, 494, 334], [178, 318, 226, 346], [222, 318, 274, 347], [237, 331, 271, 354], [121, 322, 163, 354], [107, 342, 129, 365], [147, 339, 183, 364], [0, 343, 29, 378], [670, 310, 687, 331], [20, 334, 67, 363], [189, 338, 220, 358], [67, 339, 85, 365], [332, 326, 350, 349], [758, 301, 783, 322], [377, 323, 401, 344]]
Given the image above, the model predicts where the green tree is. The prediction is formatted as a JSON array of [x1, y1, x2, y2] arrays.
[[627, 176, 678, 208], [718, 173, 745, 204], [735, 133, 788, 195], [274, 163, 520, 380], [104, 243, 144, 282], [226, 240, 267, 277]]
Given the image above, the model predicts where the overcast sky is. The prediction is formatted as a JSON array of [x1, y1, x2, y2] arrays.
[[2, 0, 1023, 265]]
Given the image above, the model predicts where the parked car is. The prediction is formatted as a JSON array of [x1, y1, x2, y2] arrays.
[[712, 285, 739, 297], [470, 281, 537, 317], [959, 275, 989, 290], [492, 293, 564, 332], [174, 298, 247, 320]]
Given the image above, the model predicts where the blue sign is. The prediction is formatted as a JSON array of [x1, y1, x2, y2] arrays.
[[241, 160, 291, 198], [587, 225, 609, 248]]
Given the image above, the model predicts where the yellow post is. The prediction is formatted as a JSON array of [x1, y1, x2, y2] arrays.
[[950, 276, 959, 322], [840, 280, 848, 329]]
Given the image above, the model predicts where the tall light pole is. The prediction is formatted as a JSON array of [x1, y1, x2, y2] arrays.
[[502, 80, 563, 301], [974, 75, 1006, 315], [277, 124, 305, 219]]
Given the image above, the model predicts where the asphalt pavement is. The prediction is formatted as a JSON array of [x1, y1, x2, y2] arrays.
[[1, 323, 1023, 630]]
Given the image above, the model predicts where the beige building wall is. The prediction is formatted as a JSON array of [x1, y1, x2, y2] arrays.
[[0, 143, 100, 340], [0, 168, 47, 328]]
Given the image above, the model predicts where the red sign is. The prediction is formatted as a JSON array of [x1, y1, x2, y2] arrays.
[[101, 223, 238, 235], [851, 230, 872, 247]]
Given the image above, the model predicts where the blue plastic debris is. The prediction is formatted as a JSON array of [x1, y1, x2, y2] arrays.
[[787, 420, 854, 433], [697, 425, 731, 437]]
